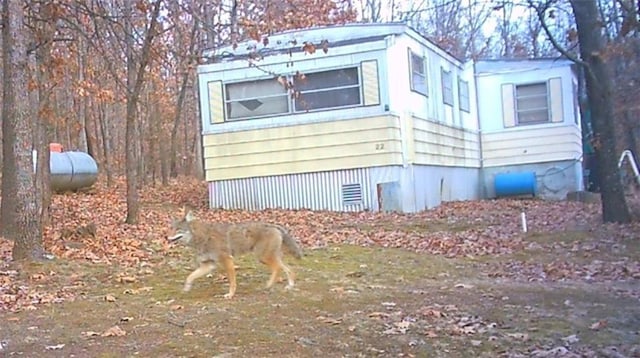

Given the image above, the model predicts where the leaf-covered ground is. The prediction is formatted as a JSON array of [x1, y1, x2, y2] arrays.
[[1, 177, 639, 357]]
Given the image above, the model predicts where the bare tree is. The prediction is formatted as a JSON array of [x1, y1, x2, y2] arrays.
[[124, 0, 163, 224], [496, 0, 520, 57], [533, 0, 631, 222], [169, 2, 199, 178], [358, 0, 385, 22], [0, 0, 17, 237], [32, 1, 59, 228], [2, 0, 45, 260], [395, 0, 494, 60]]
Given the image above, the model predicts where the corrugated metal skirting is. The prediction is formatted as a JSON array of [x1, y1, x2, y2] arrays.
[[209, 168, 372, 212]]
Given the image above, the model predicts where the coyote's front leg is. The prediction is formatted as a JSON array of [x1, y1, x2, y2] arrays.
[[183, 262, 215, 292], [219, 255, 237, 299]]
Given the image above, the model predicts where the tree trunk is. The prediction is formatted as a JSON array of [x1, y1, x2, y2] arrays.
[[571, 0, 631, 223], [160, 143, 169, 185], [77, 32, 89, 153], [85, 100, 97, 161], [170, 20, 198, 178], [125, 92, 140, 224], [98, 101, 113, 186], [146, 83, 160, 185], [124, 0, 163, 224], [204, 2, 217, 48], [3, 0, 45, 260], [0, 0, 17, 237], [53, 92, 62, 143], [136, 110, 146, 186], [124, 0, 138, 224], [35, 2, 56, 228]]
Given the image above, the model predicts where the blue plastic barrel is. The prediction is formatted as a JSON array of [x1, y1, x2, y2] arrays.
[[494, 172, 537, 197]]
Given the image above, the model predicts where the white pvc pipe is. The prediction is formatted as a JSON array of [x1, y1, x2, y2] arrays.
[[618, 149, 640, 186], [521, 212, 528, 233]]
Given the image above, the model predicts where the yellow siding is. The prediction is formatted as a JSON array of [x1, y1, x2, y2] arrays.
[[204, 115, 402, 181], [361, 60, 380, 106], [208, 81, 224, 124], [412, 117, 481, 167], [482, 125, 581, 167], [401, 115, 415, 163]]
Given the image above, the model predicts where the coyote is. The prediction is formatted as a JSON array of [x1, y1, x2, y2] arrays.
[[167, 210, 303, 299]]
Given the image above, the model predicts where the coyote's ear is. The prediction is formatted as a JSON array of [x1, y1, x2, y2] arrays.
[[185, 211, 196, 222]]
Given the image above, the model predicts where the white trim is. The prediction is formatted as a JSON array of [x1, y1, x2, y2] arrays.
[[481, 122, 578, 135], [198, 40, 389, 74]]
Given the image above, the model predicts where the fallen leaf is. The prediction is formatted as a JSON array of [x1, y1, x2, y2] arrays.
[[383, 320, 411, 335], [590, 320, 608, 331], [295, 336, 317, 347], [124, 286, 153, 295], [368, 312, 390, 319], [30, 273, 46, 281], [101, 325, 126, 337], [396, 320, 411, 332], [531, 346, 570, 357], [104, 294, 117, 302], [419, 307, 445, 318], [424, 330, 438, 338], [454, 283, 474, 289], [346, 271, 365, 278], [562, 334, 580, 344], [45, 344, 65, 350], [506, 332, 529, 341], [118, 276, 137, 284], [322, 317, 342, 325]]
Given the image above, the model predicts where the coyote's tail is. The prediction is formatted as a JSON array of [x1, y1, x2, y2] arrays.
[[278, 226, 303, 259]]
